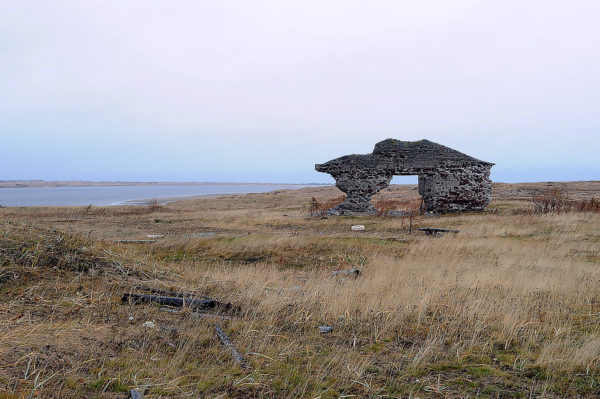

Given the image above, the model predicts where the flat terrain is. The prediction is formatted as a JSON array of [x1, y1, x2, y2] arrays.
[[1, 182, 600, 398], [0, 181, 316, 189]]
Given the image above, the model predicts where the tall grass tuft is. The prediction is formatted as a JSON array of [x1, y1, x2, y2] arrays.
[[530, 188, 600, 214], [374, 198, 423, 233], [309, 196, 345, 216]]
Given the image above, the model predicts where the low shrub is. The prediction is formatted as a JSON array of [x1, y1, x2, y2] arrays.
[[309, 196, 345, 216], [374, 198, 423, 233], [530, 188, 600, 214]]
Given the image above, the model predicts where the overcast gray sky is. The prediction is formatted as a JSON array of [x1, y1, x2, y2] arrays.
[[1, 1, 599, 183]]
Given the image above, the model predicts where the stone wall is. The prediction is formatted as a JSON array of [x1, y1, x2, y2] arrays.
[[315, 139, 493, 214]]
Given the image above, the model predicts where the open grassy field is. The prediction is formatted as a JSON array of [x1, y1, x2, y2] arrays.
[[1, 182, 600, 398]]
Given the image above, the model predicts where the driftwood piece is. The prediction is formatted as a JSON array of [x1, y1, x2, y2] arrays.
[[418, 227, 460, 236], [122, 292, 231, 311], [214, 324, 248, 368], [129, 389, 143, 399], [135, 285, 216, 299], [331, 268, 360, 278]]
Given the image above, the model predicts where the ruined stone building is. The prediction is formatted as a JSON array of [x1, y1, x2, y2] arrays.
[[315, 139, 494, 214]]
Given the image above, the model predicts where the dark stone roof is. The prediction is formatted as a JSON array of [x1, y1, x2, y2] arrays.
[[316, 139, 494, 174], [372, 139, 494, 165]]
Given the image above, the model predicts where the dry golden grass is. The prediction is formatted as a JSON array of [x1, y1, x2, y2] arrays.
[[1, 183, 600, 398]]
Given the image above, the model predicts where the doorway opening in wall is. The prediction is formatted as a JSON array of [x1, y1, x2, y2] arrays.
[[378, 175, 420, 201], [373, 175, 424, 217]]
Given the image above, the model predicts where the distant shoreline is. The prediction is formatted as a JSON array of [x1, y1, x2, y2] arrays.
[[0, 180, 327, 189], [120, 193, 235, 205], [0, 183, 322, 207], [2, 179, 597, 190]]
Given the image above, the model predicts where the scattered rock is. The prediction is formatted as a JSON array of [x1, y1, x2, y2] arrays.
[[142, 321, 156, 329], [129, 389, 144, 399]]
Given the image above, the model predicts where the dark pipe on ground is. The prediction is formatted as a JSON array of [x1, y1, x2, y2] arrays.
[[122, 292, 231, 310]]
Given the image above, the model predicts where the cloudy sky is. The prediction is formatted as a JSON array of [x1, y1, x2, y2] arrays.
[[1, 1, 599, 183]]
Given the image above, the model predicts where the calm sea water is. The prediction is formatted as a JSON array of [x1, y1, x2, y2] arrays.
[[0, 184, 314, 207]]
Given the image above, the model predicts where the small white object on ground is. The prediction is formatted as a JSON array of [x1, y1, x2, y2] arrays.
[[128, 316, 134, 321], [351, 225, 365, 231], [318, 326, 334, 333], [147, 234, 163, 239], [142, 321, 156, 329]]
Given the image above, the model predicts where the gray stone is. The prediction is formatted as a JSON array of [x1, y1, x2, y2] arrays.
[[315, 139, 493, 215]]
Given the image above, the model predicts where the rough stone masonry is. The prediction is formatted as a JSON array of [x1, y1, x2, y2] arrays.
[[315, 139, 494, 215]]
